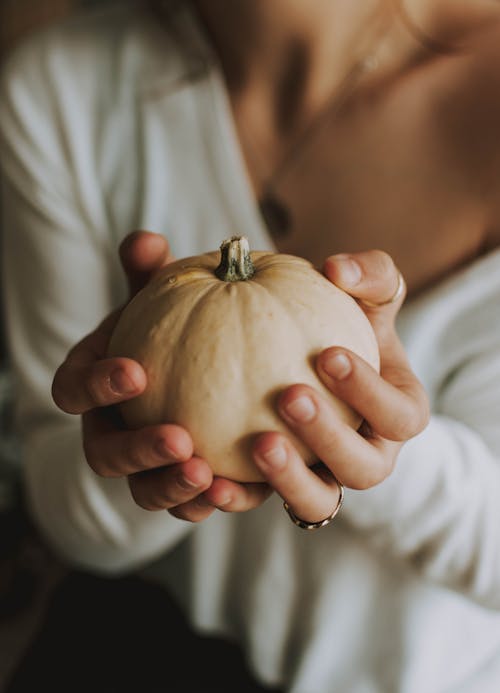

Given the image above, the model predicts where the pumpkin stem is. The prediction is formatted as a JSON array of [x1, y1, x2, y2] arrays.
[[215, 236, 255, 282]]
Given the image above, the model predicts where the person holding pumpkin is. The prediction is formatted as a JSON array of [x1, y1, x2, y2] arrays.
[[2, 0, 500, 691]]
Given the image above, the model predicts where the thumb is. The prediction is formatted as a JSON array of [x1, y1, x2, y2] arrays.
[[119, 230, 176, 297], [323, 250, 406, 320]]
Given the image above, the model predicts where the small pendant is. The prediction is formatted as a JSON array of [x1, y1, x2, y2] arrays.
[[259, 193, 292, 238]]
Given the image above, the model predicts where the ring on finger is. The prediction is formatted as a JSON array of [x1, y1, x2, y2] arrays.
[[283, 478, 345, 530], [359, 271, 405, 308]]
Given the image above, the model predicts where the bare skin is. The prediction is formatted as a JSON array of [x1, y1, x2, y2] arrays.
[[52, 0, 500, 523], [197, 0, 500, 295]]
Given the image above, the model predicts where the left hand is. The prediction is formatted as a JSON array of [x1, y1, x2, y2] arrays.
[[205, 250, 430, 524]]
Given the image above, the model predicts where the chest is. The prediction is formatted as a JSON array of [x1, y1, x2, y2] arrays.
[[234, 52, 500, 296]]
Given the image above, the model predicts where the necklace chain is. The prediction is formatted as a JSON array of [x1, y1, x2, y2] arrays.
[[263, 57, 378, 194], [243, 4, 454, 238], [242, 11, 392, 238], [256, 54, 380, 237], [154, 0, 454, 238]]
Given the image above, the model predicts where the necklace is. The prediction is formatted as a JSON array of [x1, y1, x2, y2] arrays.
[[154, 1, 449, 239], [249, 3, 451, 239], [156, 0, 380, 238], [256, 54, 381, 238]]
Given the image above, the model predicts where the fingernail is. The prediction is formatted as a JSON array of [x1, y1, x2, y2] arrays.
[[334, 255, 362, 287], [110, 369, 136, 394], [256, 443, 287, 470], [284, 396, 316, 423], [154, 439, 178, 460], [177, 474, 200, 491], [217, 495, 232, 508], [323, 353, 352, 380]]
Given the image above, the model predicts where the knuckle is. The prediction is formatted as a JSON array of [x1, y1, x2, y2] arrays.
[[349, 478, 373, 491], [127, 437, 151, 473], [318, 433, 342, 466], [348, 468, 379, 490], [83, 432, 126, 479], [383, 391, 429, 441], [410, 410, 430, 438], [168, 508, 200, 523], [51, 369, 75, 414], [348, 465, 389, 490], [167, 507, 187, 520], [388, 416, 417, 442], [129, 469, 186, 511], [128, 476, 161, 511], [416, 390, 431, 432], [134, 495, 158, 511], [85, 375, 109, 408], [320, 441, 337, 465], [169, 501, 214, 523], [82, 437, 109, 477], [156, 472, 190, 506], [368, 249, 395, 275], [155, 485, 178, 507], [343, 447, 394, 490]]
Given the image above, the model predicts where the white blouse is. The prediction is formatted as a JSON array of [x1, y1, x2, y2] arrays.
[[1, 4, 500, 692]]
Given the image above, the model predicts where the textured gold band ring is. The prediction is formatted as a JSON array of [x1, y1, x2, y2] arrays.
[[283, 481, 345, 531], [359, 271, 405, 308]]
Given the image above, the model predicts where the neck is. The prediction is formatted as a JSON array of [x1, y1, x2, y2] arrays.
[[193, 0, 388, 103]]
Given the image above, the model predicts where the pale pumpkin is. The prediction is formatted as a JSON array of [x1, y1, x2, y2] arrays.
[[107, 236, 380, 482]]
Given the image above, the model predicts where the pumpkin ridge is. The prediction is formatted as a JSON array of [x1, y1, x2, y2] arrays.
[[108, 242, 380, 481], [252, 252, 315, 274], [222, 279, 315, 469], [172, 280, 225, 351], [152, 267, 219, 296]]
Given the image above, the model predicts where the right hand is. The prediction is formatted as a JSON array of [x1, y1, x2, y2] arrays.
[[51, 231, 272, 522]]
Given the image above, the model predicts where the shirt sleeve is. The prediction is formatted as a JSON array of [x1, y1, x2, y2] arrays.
[[0, 33, 193, 574], [342, 258, 500, 609]]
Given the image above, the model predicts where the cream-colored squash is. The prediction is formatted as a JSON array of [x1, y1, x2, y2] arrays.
[[107, 237, 380, 482]]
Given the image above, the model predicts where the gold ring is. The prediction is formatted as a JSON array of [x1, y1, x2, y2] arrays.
[[283, 480, 345, 531], [359, 271, 405, 308]]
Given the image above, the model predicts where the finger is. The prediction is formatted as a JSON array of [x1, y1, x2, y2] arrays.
[[82, 413, 193, 478], [128, 457, 213, 512], [52, 355, 146, 414], [119, 230, 175, 297], [277, 384, 397, 488], [168, 495, 217, 523], [169, 477, 272, 521], [53, 232, 173, 416], [203, 477, 272, 512], [323, 250, 406, 318], [170, 477, 272, 521], [253, 432, 343, 523], [317, 347, 430, 441]]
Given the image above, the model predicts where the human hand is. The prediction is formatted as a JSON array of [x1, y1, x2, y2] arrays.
[[52, 239, 425, 526], [247, 250, 430, 526], [51, 231, 272, 522]]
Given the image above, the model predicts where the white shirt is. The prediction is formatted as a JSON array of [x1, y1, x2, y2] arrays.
[[1, 3, 500, 691]]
